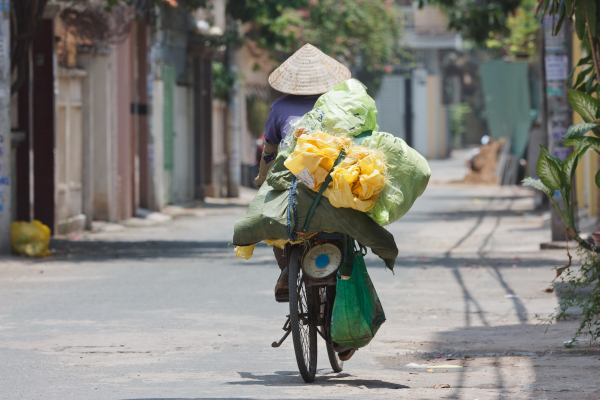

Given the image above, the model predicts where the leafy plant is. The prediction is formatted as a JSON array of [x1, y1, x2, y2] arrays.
[[228, 0, 404, 96], [418, 0, 522, 44], [246, 95, 272, 138], [485, 0, 540, 59], [212, 61, 237, 101], [521, 0, 600, 344], [540, 247, 600, 344], [449, 102, 472, 147]]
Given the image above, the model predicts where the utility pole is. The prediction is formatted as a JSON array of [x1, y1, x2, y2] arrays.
[[0, 0, 11, 253], [543, 17, 572, 241]]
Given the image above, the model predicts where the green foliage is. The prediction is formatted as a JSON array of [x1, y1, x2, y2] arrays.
[[543, 247, 600, 345], [449, 102, 472, 146], [418, 0, 522, 44], [522, 175, 553, 197], [562, 122, 599, 140], [543, 0, 600, 97], [567, 89, 600, 126], [536, 146, 565, 191], [228, 0, 403, 96], [485, 0, 540, 59], [246, 96, 272, 138], [212, 61, 236, 101]]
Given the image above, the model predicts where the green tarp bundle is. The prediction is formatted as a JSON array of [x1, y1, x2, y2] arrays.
[[232, 170, 399, 270]]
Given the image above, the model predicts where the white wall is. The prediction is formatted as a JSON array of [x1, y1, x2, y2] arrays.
[[412, 68, 429, 158], [151, 79, 165, 210], [374, 75, 406, 140], [172, 85, 194, 203]]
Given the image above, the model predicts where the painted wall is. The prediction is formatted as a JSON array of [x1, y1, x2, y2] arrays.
[[115, 33, 135, 220], [55, 70, 86, 234], [374, 75, 406, 140], [151, 79, 165, 210], [172, 85, 194, 203]]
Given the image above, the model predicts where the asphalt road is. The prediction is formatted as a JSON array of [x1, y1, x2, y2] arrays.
[[1, 152, 599, 399]]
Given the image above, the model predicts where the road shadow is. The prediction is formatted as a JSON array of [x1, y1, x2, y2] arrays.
[[419, 323, 600, 399], [30, 240, 275, 264], [384, 255, 566, 269], [403, 209, 527, 223], [227, 370, 408, 389]]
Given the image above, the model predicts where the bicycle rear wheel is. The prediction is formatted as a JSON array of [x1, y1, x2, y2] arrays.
[[288, 246, 318, 382], [323, 286, 343, 372], [326, 341, 344, 372]]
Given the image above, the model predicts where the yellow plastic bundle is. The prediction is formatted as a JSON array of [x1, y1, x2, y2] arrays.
[[325, 146, 387, 212], [284, 132, 353, 190], [235, 244, 256, 260], [11, 220, 52, 257]]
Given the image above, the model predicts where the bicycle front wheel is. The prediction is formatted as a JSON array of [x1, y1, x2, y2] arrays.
[[288, 246, 318, 382]]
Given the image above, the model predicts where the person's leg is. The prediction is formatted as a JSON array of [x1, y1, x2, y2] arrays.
[[273, 246, 287, 271], [273, 246, 289, 302]]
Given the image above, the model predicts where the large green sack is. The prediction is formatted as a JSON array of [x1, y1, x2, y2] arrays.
[[299, 79, 379, 137], [331, 250, 386, 348], [360, 131, 431, 226], [232, 175, 398, 270]]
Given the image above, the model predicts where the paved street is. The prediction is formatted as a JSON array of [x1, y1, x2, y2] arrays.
[[1, 152, 599, 400]]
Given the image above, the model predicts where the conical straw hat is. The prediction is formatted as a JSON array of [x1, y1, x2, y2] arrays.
[[268, 44, 351, 95]]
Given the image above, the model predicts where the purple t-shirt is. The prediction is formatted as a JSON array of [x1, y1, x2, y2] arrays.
[[264, 94, 320, 144]]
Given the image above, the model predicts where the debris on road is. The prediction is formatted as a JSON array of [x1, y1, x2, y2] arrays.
[[434, 384, 451, 389]]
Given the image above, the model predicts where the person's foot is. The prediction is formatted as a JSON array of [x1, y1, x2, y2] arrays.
[[274, 267, 289, 302], [338, 348, 357, 361]]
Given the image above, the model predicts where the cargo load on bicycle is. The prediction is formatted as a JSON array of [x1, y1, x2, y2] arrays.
[[232, 45, 430, 383], [232, 79, 431, 269]]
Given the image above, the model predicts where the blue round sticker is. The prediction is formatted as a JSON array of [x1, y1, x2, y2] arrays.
[[315, 254, 330, 268]]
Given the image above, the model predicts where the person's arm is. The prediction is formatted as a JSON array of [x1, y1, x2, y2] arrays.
[[255, 106, 280, 187]]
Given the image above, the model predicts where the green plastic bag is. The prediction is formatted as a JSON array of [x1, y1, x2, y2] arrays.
[[360, 131, 431, 225], [331, 249, 386, 348], [297, 79, 379, 137]]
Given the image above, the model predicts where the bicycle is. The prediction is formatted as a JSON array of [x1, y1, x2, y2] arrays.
[[272, 232, 353, 382]]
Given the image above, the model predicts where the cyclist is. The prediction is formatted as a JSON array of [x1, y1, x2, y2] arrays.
[[253, 43, 351, 303]]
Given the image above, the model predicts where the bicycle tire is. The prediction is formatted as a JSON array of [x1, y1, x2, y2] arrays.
[[323, 286, 343, 372], [326, 340, 344, 372], [288, 246, 318, 382]]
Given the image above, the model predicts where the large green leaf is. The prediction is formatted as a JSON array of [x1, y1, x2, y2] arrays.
[[596, 169, 600, 190], [568, 89, 600, 136], [562, 123, 599, 140], [554, 1, 566, 34], [575, 2, 586, 39], [564, 137, 584, 147], [564, 0, 574, 16], [563, 143, 591, 186], [522, 175, 553, 197], [576, 136, 600, 152], [537, 146, 564, 190], [585, 0, 596, 37]]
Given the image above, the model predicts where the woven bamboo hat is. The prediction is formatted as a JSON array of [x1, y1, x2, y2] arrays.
[[268, 44, 351, 95]]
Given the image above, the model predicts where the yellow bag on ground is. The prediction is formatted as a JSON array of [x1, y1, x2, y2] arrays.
[[284, 132, 352, 190], [324, 146, 386, 212], [11, 220, 52, 257]]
